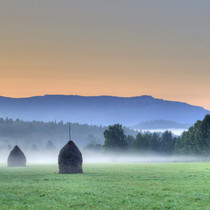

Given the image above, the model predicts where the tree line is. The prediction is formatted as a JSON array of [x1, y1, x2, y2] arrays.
[[102, 124, 176, 154], [0, 117, 137, 150], [103, 115, 210, 155], [175, 115, 210, 155], [0, 115, 209, 155]]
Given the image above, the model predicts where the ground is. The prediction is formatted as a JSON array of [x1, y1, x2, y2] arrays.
[[0, 162, 209, 209]]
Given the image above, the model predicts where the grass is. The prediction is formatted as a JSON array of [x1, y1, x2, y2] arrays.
[[0, 162, 209, 209]]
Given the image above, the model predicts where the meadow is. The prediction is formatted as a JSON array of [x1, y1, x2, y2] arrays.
[[0, 162, 209, 209]]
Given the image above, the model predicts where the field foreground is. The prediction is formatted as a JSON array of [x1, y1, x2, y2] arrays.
[[0, 162, 209, 209]]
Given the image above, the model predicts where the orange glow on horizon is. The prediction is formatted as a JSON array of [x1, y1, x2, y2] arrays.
[[0, 1, 210, 110]]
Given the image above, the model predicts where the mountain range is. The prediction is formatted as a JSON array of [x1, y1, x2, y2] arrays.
[[0, 95, 209, 127]]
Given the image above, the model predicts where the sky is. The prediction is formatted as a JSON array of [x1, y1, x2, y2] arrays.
[[0, 0, 210, 109]]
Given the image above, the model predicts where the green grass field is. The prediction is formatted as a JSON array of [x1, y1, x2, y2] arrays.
[[0, 162, 209, 209]]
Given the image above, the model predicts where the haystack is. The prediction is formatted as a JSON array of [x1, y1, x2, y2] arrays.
[[7, 145, 26, 167], [58, 140, 83, 174]]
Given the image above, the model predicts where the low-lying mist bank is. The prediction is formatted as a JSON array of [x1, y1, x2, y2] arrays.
[[83, 152, 210, 163], [0, 149, 209, 164]]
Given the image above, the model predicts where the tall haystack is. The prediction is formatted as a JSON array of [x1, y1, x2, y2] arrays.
[[58, 140, 83, 174], [7, 145, 26, 167]]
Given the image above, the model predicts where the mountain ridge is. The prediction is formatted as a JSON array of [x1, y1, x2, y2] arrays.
[[0, 94, 208, 110], [0, 95, 209, 126]]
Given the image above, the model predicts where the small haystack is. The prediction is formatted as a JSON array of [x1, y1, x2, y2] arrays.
[[7, 145, 26, 167], [58, 140, 83, 174]]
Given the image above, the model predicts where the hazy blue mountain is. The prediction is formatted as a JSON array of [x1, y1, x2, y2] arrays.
[[132, 120, 193, 130], [0, 95, 209, 126]]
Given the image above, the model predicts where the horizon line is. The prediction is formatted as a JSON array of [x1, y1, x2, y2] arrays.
[[0, 94, 209, 111]]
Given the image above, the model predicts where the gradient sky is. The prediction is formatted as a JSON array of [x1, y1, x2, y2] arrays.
[[0, 0, 210, 109]]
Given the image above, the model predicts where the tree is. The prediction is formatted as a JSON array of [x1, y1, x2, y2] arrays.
[[200, 115, 210, 154], [150, 132, 161, 152], [160, 131, 175, 154], [134, 133, 147, 151], [103, 124, 128, 151], [31, 144, 38, 151], [44, 140, 57, 151], [83, 140, 103, 152], [125, 135, 135, 150], [175, 115, 210, 155]]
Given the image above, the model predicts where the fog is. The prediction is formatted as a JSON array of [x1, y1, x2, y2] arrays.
[[82, 152, 209, 163], [0, 148, 209, 165], [141, 129, 187, 136]]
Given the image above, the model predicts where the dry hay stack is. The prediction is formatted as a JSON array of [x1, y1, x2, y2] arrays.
[[7, 145, 26, 167], [58, 140, 83, 174]]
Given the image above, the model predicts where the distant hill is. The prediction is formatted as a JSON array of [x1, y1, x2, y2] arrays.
[[0, 95, 209, 126], [132, 120, 193, 130]]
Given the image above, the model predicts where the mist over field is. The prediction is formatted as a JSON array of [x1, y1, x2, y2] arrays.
[[1, 115, 210, 166], [1, 147, 209, 165]]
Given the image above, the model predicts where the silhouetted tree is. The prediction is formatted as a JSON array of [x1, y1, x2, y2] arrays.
[[160, 131, 175, 153], [125, 135, 135, 150], [104, 124, 128, 151], [44, 140, 57, 151], [175, 115, 210, 155], [150, 132, 161, 152], [134, 133, 150, 151], [31, 144, 38, 151]]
